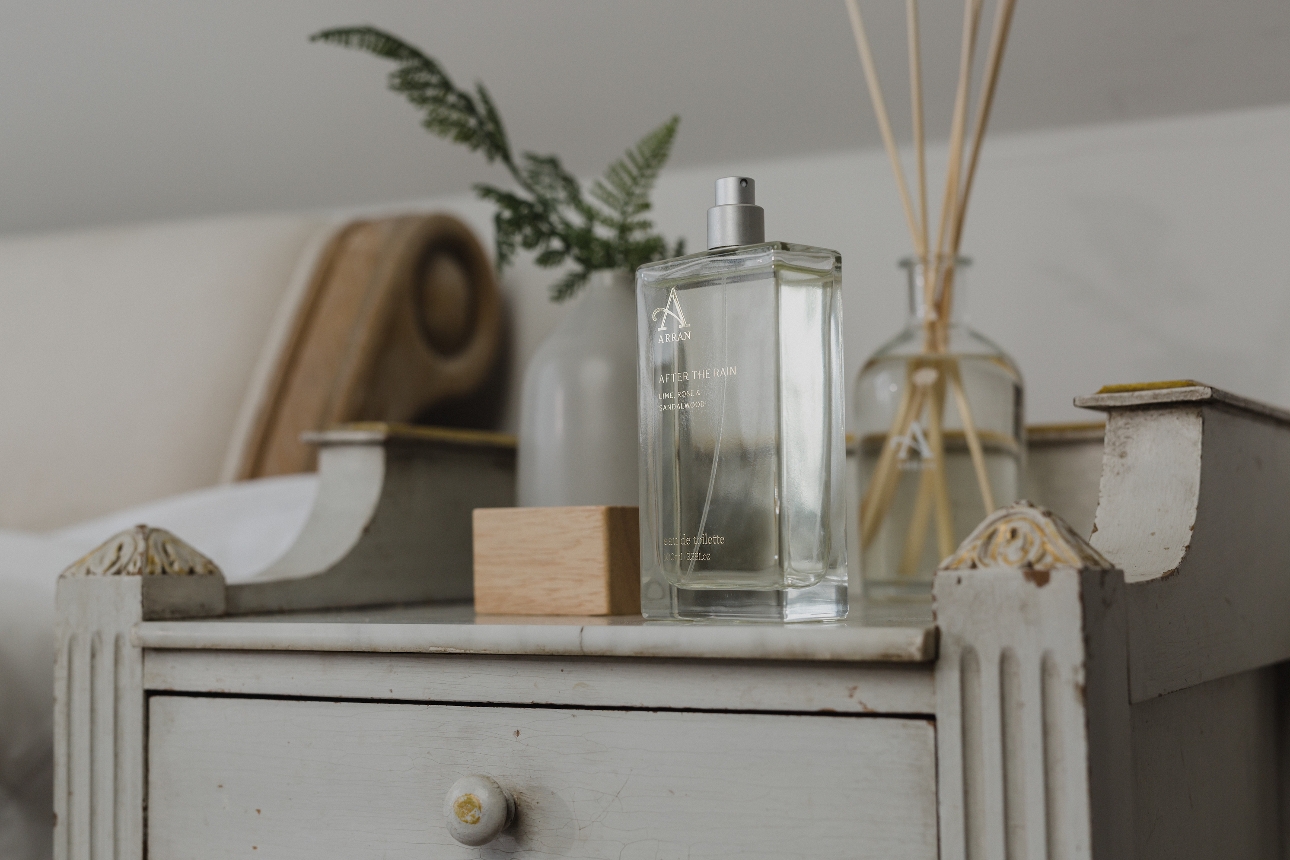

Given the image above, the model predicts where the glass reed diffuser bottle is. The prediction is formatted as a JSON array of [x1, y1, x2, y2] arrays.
[[637, 177, 847, 621], [853, 256, 1023, 602]]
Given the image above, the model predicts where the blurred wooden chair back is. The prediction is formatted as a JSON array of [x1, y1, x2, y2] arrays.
[[229, 214, 503, 479]]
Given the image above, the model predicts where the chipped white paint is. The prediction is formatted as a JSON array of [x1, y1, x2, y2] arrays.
[[61, 524, 221, 579], [225, 424, 514, 615], [1079, 384, 1290, 701], [142, 650, 936, 716], [940, 502, 1112, 572], [1086, 407, 1203, 585], [136, 604, 936, 663], [53, 381, 1290, 860], [934, 506, 1133, 860], [53, 527, 225, 860], [146, 696, 938, 859]]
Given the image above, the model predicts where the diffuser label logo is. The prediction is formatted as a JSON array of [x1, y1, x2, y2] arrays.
[[652, 288, 691, 343], [891, 420, 935, 468]]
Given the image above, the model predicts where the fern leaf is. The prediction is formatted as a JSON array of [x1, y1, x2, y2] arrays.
[[312, 26, 511, 166], [316, 24, 684, 301], [589, 115, 679, 228], [549, 268, 592, 302], [520, 154, 584, 212], [476, 184, 553, 268]]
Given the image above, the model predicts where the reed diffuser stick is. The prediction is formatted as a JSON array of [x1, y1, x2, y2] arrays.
[[898, 449, 936, 574], [860, 381, 924, 546], [950, 0, 1019, 256], [906, 0, 930, 262], [848, 0, 1018, 565], [927, 0, 981, 360], [926, 375, 956, 557], [898, 369, 956, 573], [947, 364, 995, 512], [933, 0, 983, 280], [845, 0, 923, 254]]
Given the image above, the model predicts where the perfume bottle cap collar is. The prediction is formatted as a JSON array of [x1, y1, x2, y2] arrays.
[[707, 176, 765, 249]]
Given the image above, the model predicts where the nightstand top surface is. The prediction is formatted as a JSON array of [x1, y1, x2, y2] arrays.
[[136, 601, 937, 663]]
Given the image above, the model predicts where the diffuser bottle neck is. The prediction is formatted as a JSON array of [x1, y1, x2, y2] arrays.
[[904, 256, 968, 326]]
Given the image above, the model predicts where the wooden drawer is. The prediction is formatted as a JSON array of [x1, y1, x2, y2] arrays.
[[147, 695, 937, 859]]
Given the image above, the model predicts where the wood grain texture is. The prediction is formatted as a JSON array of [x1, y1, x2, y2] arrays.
[[473, 506, 641, 616], [235, 214, 503, 479], [142, 650, 937, 715], [147, 696, 938, 859]]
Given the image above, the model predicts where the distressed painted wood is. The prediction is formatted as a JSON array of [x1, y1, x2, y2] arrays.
[[146, 696, 938, 859], [142, 650, 935, 715], [845, 423, 1107, 573], [934, 502, 1132, 860], [1130, 665, 1281, 860], [225, 423, 515, 615], [1077, 382, 1290, 701], [473, 506, 641, 616], [53, 527, 225, 860], [54, 380, 1290, 860], [135, 601, 938, 663]]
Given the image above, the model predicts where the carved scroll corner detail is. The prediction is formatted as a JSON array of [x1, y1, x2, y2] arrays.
[[60, 524, 223, 579], [938, 501, 1114, 575]]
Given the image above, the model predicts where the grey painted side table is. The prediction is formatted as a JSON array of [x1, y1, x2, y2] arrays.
[[54, 383, 1290, 859]]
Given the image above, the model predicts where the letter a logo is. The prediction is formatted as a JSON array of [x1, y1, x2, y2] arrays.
[[651, 288, 689, 331], [891, 420, 934, 462]]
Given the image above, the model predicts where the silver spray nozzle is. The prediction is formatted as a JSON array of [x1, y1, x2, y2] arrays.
[[707, 176, 765, 249]]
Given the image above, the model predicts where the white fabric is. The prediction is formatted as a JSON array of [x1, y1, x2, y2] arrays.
[[51, 473, 318, 583], [0, 474, 318, 859], [0, 533, 80, 860]]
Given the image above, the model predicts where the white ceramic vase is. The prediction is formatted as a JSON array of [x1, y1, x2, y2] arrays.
[[516, 269, 638, 507]]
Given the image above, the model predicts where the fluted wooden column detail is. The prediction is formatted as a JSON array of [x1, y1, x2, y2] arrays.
[[934, 503, 1132, 860], [54, 526, 224, 860]]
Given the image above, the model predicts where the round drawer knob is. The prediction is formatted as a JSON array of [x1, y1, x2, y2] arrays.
[[444, 774, 515, 846]]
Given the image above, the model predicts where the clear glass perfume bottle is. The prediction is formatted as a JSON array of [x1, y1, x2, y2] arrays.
[[637, 177, 847, 621]]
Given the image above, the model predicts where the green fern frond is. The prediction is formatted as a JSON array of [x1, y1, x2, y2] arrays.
[[590, 116, 679, 227], [316, 27, 683, 301], [549, 269, 591, 302], [312, 26, 511, 166], [519, 154, 586, 216]]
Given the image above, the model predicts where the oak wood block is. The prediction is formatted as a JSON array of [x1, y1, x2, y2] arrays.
[[472, 506, 640, 616]]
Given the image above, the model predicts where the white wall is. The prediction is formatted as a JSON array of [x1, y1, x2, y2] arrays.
[[419, 102, 1290, 431], [4, 0, 1288, 236]]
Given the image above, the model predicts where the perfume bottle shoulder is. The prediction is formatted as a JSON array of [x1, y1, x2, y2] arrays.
[[637, 242, 840, 287]]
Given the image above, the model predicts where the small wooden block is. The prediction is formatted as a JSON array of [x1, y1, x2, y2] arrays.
[[472, 506, 641, 616]]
